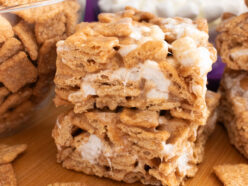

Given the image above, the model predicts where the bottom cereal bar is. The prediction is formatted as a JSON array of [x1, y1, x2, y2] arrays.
[[219, 69, 248, 159], [52, 91, 220, 186]]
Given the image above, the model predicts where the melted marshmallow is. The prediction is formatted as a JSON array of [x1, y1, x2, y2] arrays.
[[172, 37, 213, 76], [118, 24, 167, 57], [142, 60, 171, 99], [231, 49, 248, 59], [78, 135, 103, 164], [177, 143, 193, 174], [77, 60, 171, 100], [162, 142, 175, 159]]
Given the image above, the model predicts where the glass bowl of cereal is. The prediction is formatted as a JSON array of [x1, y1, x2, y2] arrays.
[[0, 0, 85, 136]]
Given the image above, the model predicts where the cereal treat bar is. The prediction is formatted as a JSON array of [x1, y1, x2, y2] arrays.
[[219, 69, 248, 159], [216, 12, 248, 71], [0, 0, 80, 134], [52, 91, 220, 186], [54, 7, 216, 126], [214, 164, 248, 186]]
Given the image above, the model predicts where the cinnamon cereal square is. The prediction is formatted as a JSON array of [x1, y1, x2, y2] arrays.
[[13, 21, 38, 61], [0, 52, 37, 93], [0, 88, 32, 115], [0, 38, 23, 64], [0, 144, 27, 164], [35, 10, 66, 44], [214, 164, 248, 186], [0, 15, 14, 43]]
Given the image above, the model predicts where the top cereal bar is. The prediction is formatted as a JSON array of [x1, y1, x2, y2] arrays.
[[54, 7, 216, 125]]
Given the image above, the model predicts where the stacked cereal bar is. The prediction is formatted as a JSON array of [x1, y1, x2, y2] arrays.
[[53, 7, 218, 186], [0, 0, 79, 134], [216, 13, 248, 159], [53, 91, 220, 186]]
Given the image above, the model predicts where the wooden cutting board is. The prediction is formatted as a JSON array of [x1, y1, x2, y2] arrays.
[[1, 99, 247, 186]]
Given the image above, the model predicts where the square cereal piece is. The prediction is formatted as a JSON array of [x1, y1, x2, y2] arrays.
[[0, 52, 38, 93], [0, 144, 27, 164], [0, 88, 32, 115], [0, 164, 17, 186], [13, 20, 38, 61], [35, 9, 66, 44], [214, 164, 248, 186], [219, 69, 248, 158], [0, 38, 23, 64], [55, 8, 216, 125], [52, 91, 220, 186], [0, 15, 14, 43]]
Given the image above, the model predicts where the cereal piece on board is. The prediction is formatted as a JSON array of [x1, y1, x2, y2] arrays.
[[0, 164, 17, 186], [0, 144, 27, 164], [0, 52, 37, 93], [0, 15, 14, 43], [0, 38, 23, 64], [214, 164, 248, 186], [13, 21, 38, 61], [0, 87, 10, 105], [0, 88, 32, 115]]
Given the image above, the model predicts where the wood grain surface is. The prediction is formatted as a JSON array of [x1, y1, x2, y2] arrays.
[[1, 99, 248, 186]]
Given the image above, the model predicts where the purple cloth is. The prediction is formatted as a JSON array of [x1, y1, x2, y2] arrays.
[[84, 0, 225, 91], [207, 57, 225, 91], [84, 0, 99, 22]]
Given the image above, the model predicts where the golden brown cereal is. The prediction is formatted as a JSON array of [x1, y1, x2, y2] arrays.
[[0, 38, 23, 64], [34, 10, 66, 44], [214, 164, 248, 186], [52, 91, 220, 186], [13, 21, 38, 61], [219, 69, 248, 158], [216, 13, 248, 71], [0, 101, 33, 134], [0, 16, 14, 43], [0, 87, 10, 105], [0, 52, 37, 93], [0, 88, 32, 115], [0, 164, 17, 186], [38, 38, 60, 75], [0, 144, 27, 164], [55, 8, 215, 127]]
